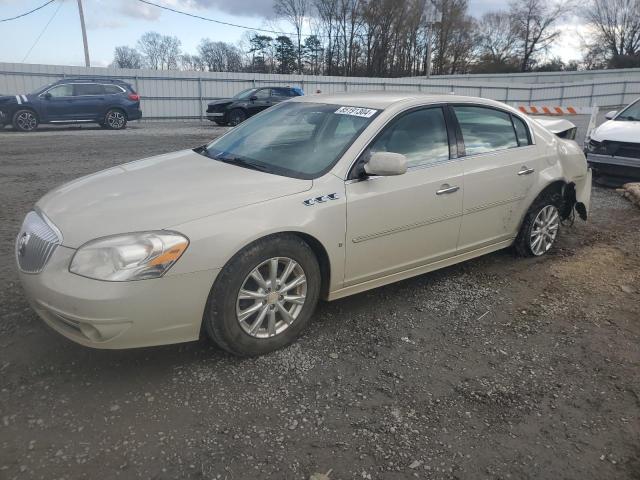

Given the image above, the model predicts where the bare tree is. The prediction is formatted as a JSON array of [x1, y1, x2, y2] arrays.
[[476, 12, 518, 65], [137, 32, 164, 69], [159, 35, 182, 70], [198, 39, 244, 72], [180, 54, 205, 71], [112, 46, 143, 69], [275, 0, 309, 73], [508, 0, 563, 72], [137, 32, 181, 70], [583, 0, 640, 64]]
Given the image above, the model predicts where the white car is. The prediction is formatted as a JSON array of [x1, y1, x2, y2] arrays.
[[15, 93, 592, 356], [585, 97, 640, 180]]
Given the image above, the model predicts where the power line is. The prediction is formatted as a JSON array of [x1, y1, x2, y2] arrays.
[[0, 0, 57, 23], [136, 0, 314, 38], [23, 0, 64, 62]]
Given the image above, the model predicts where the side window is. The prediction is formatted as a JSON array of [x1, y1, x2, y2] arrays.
[[272, 88, 288, 97], [254, 89, 270, 99], [453, 106, 519, 155], [103, 84, 124, 94], [46, 84, 73, 97], [74, 83, 104, 96], [512, 115, 532, 146], [370, 107, 450, 168]]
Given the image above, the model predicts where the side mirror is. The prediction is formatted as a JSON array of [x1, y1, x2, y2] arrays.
[[605, 110, 617, 120], [43, 92, 52, 100], [249, 95, 258, 101], [364, 151, 408, 177]]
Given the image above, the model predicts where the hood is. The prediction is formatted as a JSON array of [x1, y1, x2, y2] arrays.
[[37, 149, 312, 248], [591, 120, 640, 143], [0, 95, 19, 105], [208, 98, 233, 108]]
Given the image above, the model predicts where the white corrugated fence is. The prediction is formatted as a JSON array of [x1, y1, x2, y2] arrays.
[[1, 62, 639, 120]]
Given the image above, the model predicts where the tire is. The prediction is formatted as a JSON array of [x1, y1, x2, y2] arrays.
[[103, 109, 127, 130], [203, 234, 321, 357], [227, 108, 247, 126], [514, 191, 563, 257], [12, 109, 39, 132]]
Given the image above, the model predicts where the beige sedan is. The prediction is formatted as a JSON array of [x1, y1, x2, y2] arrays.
[[15, 93, 592, 356]]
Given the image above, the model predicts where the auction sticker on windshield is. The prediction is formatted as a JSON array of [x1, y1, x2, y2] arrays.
[[335, 106, 378, 118]]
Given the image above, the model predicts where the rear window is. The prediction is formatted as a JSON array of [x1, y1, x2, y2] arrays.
[[104, 84, 125, 94], [74, 84, 104, 96], [453, 106, 519, 155]]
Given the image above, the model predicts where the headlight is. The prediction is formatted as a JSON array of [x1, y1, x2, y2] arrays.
[[70, 231, 189, 281]]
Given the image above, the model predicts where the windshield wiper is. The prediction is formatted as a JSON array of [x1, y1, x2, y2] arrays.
[[215, 154, 272, 173]]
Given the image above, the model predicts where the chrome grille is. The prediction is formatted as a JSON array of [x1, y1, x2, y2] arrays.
[[15, 211, 62, 274]]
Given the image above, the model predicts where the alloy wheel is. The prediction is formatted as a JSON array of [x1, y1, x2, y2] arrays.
[[106, 110, 125, 129], [236, 257, 307, 338], [16, 111, 37, 131], [530, 205, 560, 256]]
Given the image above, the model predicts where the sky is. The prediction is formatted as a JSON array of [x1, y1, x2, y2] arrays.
[[0, 0, 586, 68]]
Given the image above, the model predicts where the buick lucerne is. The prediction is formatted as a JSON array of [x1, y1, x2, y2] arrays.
[[15, 93, 592, 356]]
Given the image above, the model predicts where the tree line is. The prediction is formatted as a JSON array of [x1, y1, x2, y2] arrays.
[[112, 0, 640, 75]]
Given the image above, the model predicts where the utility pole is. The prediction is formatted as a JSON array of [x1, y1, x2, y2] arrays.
[[425, 7, 442, 79], [76, 0, 90, 67]]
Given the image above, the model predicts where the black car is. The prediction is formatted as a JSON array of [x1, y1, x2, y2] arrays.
[[0, 78, 142, 132], [206, 87, 303, 126]]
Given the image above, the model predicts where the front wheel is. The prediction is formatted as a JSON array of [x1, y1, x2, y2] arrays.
[[227, 109, 247, 126], [12, 109, 38, 132], [103, 109, 127, 130], [203, 235, 321, 357], [515, 194, 562, 257]]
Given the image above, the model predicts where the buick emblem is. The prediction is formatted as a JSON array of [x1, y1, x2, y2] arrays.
[[17, 232, 30, 258]]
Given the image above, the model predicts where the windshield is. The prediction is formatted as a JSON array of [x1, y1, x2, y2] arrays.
[[202, 102, 380, 179], [232, 88, 257, 100], [615, 99, 640, 121], [30, 82, 54, 95]]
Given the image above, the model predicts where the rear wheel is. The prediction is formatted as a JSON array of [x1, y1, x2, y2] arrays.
[[103, 109, 127, 130], [227, 109, 247, 126], [12, 109, 38, 132], [515, 192, 562, 257], [203, 235, 321, 357]]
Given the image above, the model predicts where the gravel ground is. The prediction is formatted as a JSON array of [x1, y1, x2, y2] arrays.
[[1, 121, 639, 480]]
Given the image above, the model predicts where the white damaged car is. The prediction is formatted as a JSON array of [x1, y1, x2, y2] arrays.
[[16, 93, 592, 356], [585, 97, 640, 181]]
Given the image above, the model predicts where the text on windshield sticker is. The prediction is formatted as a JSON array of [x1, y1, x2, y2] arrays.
[[334, 106, 378, 118]]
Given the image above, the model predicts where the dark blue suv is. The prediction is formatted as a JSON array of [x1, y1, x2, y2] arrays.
[[0, 78, 142, 132]]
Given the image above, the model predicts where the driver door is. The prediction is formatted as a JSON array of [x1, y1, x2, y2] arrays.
[[344, 107, 463, 286], [40, 83, 75, 121], [247, 88, 273, 115]]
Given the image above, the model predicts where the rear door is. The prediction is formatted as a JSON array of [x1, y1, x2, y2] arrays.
[[452, 105, 538, 252], [72, 83, 106, 120]]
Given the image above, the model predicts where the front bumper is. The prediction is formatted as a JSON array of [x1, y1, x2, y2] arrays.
[[206, 112, 225, 121], [586, 153, 640, 169], [18, 246, 219, 349]]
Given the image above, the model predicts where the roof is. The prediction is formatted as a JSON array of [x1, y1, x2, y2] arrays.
[[54, 77, 131, 84], [291, 91, 509, 110]]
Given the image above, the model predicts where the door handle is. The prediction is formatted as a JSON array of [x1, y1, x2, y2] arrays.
[[518, 166, 535, 176], [436, 184, 460, 195]]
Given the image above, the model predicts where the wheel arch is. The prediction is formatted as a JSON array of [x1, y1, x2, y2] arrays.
[[216, 230, 332, 301], [104, 105, 127, 118], [13, 106, 40, 121], [516, 179, 569, 233]]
